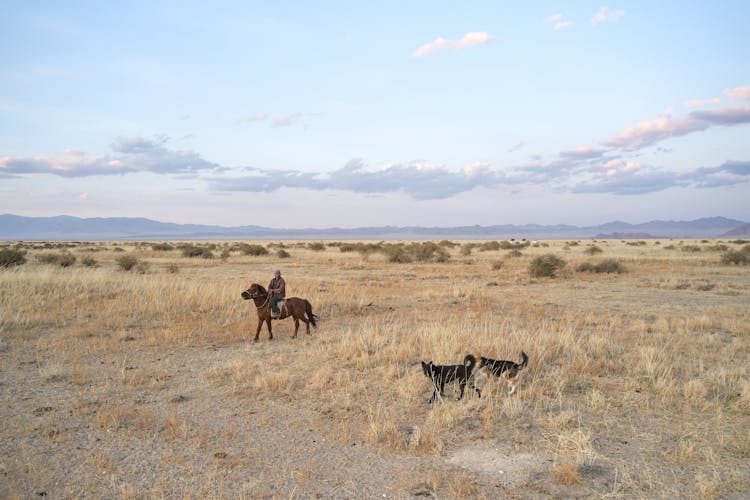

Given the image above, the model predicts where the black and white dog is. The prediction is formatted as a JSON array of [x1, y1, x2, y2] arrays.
[[420, 354, 481, 403], [479, 351, 528, 395]]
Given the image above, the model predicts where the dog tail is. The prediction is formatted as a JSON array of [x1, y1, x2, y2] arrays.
[[305, 299, 318, 327], [519, 351, 528, 369]]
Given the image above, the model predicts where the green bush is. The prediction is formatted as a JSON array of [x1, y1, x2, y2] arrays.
[[584, 245, 603, 255], [681, 245, 701, 253], [529, 254, 566, 278], [151, 243, 174, 251], [507, 249, 523, 258], [307, 242, 326, 251], [117, 255, 139, 271], [0, 248, 26, 268], [276, 249, 291, 259]]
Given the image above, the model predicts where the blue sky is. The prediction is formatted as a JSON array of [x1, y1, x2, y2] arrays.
[[1, 1, 749, 228]]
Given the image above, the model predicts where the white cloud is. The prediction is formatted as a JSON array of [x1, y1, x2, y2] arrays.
[[544, 13, 572, 30], [591, 7, 625, 26], [412, 32, 492, 57], [723, 85, 750, 101]]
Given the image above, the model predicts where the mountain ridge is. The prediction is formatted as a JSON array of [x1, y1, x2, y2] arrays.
[[0, 214, 746, 240]]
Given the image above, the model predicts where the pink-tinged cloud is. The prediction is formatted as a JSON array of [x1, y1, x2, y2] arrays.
[[604, 112, 707, 149], [723, 85, 750, 101], [685, 97, 721, 108], [544, 13, 563, 23], [554, 21, 573, 30], [0, 137, 218, 178], [591, 6, 625, 26], [412, 32, 492, 57], [559, 146, 607, 160], [604, 105, 750, 150]]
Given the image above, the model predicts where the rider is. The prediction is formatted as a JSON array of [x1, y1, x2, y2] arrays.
[[268, 270, 286, 319]]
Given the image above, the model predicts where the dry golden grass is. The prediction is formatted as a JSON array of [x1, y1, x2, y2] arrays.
[[0, 238, 749, 497]]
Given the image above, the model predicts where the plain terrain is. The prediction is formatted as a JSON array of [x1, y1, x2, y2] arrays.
[[1, 239, 748, 498]]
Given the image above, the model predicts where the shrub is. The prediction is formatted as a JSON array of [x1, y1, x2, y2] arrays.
[[165, 264, 179, 274], [577, 259, 625, 274], [507, 249, 523, 258], [81, 256, 98, 267], [382, 245, 411, 263], [117, 255, 139, 271], [151, 243, 174, 251], [584, 245, 603, 255], [499, 241, 515, 250], [276, 249, 291, 259], [575, 262, 594, 273], [438, 240, 458, 248], [491, 260, 504, 270], [181, 245, 213, 258], [307, 242, 326, 251], [478, 241, 500, 252], [721, 245, 750, 265], [682, 245, 701, 253], [408, 242, 449, 262], [239, 244, 268, 256], [529, 254, 566, 278], [36, 251, 76, 267], [460, 244, 475, 256], [0, 248, 26, 268]]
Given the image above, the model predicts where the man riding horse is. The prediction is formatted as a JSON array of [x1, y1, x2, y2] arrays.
[[268, 270, 286, 319]]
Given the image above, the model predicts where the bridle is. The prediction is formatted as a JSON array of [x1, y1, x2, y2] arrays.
[[248, 287, 270, 310]]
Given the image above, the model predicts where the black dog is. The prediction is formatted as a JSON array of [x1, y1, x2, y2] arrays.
[[479, 351, 528, 395], [421, 354, 481, 403]]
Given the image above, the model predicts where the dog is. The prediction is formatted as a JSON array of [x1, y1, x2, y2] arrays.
[[420, 354, 481, 403], [478, 351, 528, 395]]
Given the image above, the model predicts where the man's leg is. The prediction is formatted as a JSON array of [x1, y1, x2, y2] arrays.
[[270, 296, 280, 318]]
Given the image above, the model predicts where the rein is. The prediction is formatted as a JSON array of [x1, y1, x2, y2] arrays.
[[254, 293, 270, 310]]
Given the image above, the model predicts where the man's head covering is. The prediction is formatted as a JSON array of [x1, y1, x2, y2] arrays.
[[274, 270, 281, 275]]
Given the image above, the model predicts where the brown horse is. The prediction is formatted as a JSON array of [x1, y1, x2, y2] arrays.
[[241, 283, 317, 341]]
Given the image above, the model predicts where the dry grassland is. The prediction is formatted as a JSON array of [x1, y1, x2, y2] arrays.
[[1, 239, 749, 498]]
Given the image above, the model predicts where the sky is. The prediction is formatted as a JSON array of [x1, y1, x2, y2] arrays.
[[1, 1, 749, 228]]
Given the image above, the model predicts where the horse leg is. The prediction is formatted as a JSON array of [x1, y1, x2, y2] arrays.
[[266, 318, 273, 340], [303, 317, 311, 335], [293, 318, 299, 338], [254, 319, 262, 342]]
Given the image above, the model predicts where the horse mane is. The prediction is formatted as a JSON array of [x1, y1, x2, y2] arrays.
[[253, 283, 267, 295]]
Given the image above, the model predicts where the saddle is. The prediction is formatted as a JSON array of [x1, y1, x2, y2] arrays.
[[272, 299, 286, 318]]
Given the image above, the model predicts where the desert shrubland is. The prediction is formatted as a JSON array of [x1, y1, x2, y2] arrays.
[[0, 238, 748, 497]]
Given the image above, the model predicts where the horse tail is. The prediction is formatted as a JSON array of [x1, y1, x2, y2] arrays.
[[305, 299, 317, 328]]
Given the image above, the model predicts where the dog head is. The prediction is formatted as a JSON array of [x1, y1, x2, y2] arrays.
[[421, 361, 434, 378]]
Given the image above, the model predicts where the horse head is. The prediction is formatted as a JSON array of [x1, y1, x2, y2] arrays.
[[241, 283, 267, 300]]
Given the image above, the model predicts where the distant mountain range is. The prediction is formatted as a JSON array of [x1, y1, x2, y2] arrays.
[[0, 214, 747, 240]]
